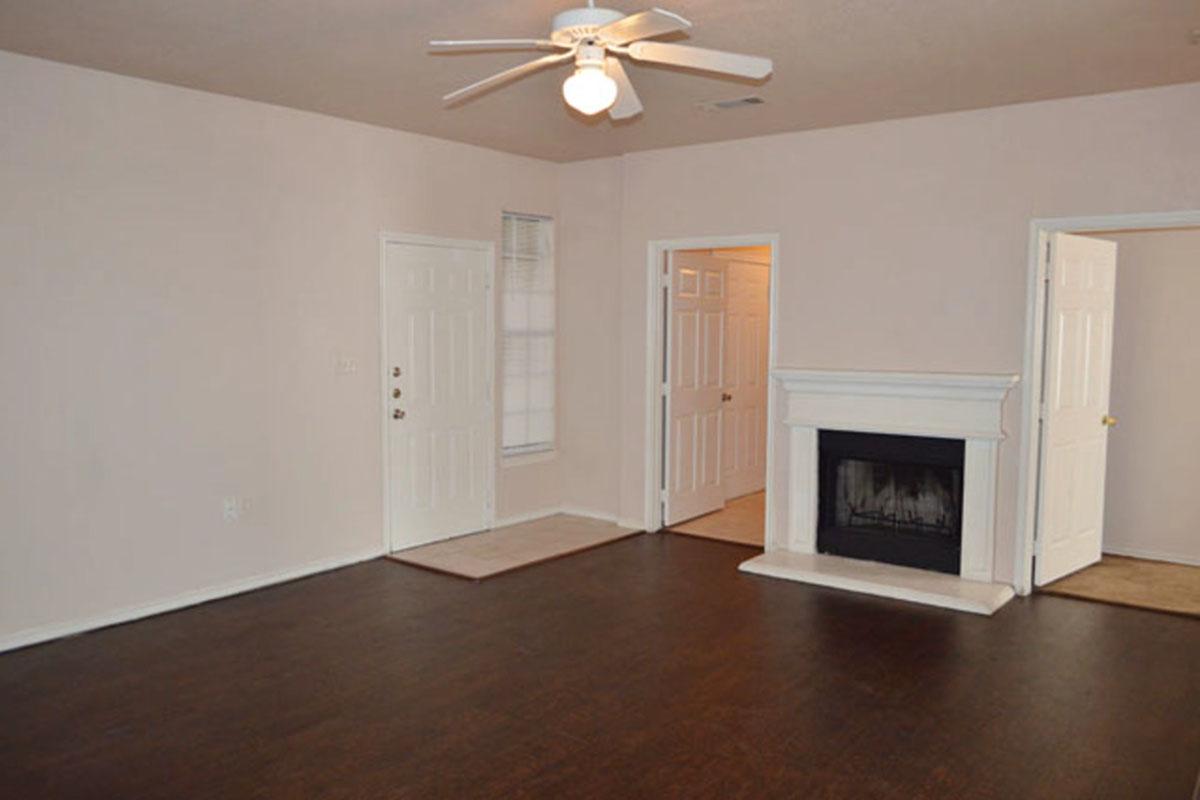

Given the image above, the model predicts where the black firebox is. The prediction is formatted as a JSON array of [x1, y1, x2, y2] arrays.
[[816, 430, 964, 575]]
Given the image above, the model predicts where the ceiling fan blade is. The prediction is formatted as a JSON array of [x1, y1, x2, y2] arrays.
[[605, 57, 643, 120], [627, 41, 772, 79], [443, 51, 575, 104], [597, 8, 691, 46], [429, 39, 562, 52]]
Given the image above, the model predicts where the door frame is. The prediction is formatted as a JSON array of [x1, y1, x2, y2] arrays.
[[644, 233, 780, 533], [1014, 210, 1200, 595], [378, 231, 498, 553]]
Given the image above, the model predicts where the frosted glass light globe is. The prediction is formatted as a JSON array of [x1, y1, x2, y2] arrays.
[[562, 65, 618, 115]]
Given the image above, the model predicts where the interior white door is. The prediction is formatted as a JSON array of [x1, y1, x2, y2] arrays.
[[665, 251, 726, 525], [1034, 232, 1118, 586], [384, 240, 493, 551], [721, 257, 770, 499]]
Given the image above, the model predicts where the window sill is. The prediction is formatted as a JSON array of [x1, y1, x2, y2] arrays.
[[501, 449, 557, 468]]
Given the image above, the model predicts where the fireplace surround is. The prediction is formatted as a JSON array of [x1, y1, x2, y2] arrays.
[[740, 369, 1019, 614]]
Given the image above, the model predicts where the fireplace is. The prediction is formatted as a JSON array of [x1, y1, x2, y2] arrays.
[[739, 369, 1018, 614], [817, 430, 965, 575]]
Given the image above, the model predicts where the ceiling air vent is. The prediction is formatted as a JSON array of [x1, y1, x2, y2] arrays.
[[698, 95, 766, 112]]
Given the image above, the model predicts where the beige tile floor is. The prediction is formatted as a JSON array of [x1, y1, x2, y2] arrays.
[[669, 491, 765, 547], [1040, 555, 1200, 617], [388, 514, 640, 579]]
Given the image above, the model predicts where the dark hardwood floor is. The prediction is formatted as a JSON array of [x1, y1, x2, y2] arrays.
[[2, 533, 1198, 799]]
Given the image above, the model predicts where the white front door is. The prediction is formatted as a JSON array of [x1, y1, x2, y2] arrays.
[[721, 257, 770, 499], [384, 239, 493, 551], [665, 251, 726, 525], [1034, 232, 1118, 585]]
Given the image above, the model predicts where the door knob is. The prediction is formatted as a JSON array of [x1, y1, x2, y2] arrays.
[[1101, 414, 1117, 428], [393, 409, 406, 420], [721, 392, 732, 402], [392, 388, 402, 399]]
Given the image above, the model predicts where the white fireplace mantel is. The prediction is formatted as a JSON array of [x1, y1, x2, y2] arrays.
[[742, 368, 1019, 615], [774, 368, 1018, 440]]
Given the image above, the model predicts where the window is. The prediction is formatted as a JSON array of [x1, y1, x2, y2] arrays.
[[501, 212, 555, 457]]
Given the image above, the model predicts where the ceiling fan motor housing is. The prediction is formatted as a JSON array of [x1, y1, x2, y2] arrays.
[[550, 7, 626, 44]]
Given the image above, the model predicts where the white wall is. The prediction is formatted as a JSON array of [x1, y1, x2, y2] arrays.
[[0, 51, 562, 648], [1096, 228, 1200, 565], [555, 158, 625, 520], [594, 82, 1200, 584], [4, 46, 1200, 647]]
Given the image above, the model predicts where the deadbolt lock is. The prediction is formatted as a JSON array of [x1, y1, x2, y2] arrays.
[[393, 409, 406, 420], [392, 367, 402, 378]]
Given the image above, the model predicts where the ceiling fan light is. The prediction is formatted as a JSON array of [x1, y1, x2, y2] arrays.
[[562, 65, 618, 115]]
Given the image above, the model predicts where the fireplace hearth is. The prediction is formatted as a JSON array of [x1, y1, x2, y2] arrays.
[[817, 430, 964, 575]]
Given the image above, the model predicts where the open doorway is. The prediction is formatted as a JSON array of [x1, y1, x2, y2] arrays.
[[649, 241, 774, 548], [1017, 212, 1200, 616]]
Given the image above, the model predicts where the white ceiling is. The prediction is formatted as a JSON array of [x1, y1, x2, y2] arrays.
[[1, 1, 1198, 161]]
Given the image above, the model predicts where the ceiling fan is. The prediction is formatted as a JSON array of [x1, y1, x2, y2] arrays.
[[430, 2, 773, 119]]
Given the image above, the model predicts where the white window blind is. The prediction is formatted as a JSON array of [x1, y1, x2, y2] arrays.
[[501, 213, 555, 456]]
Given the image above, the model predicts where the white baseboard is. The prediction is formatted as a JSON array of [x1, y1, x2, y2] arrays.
[[493, 506, 564, 528], [0, 547, 384, 654], [559, 506, 619, 524], [564, 507, 647, 531], [494, 506, 646, 531], [1102, 544, 1200, 567], [3, 507, 658, 654]]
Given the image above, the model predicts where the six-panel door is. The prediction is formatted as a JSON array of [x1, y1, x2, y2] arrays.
[[1034, 233, 1117, 585], [666, 251, 727, 525], [721, 257, 770, 500], [385, 241, 493, 550]]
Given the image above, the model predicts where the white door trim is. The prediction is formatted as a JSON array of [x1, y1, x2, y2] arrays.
[[378, 231, 497, 553], [644, 234, 780, 533], [1014, 210, 1200, 595]]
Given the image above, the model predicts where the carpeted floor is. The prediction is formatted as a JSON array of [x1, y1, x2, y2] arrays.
[[668, 491, 765, 546], [1040, 555, 1200, 617], [388, 514, 640, 579]]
